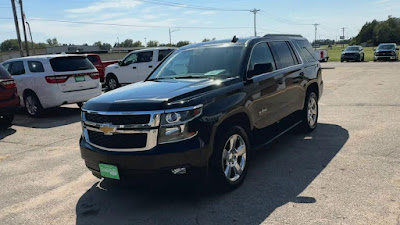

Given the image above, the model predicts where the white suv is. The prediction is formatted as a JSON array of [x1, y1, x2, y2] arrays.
[[105, 47, 175, 90], [2, 55, 102, 117]]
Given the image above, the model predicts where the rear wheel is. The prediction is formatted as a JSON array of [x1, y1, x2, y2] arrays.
[[0, 115, 14, 129], [299, 92, 318, 133], [24, 93, 43, 118], [106, 75, 119, 91], [209, 126, 250, 191]]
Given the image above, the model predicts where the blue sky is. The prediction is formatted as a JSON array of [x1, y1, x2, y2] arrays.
[[0, 0, 399, 46]]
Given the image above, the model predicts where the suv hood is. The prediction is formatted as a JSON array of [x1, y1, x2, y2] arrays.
[[84, 78, 235, 111]]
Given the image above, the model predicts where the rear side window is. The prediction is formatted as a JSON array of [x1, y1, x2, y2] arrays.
[[269, 41, 296, 69], [158, 49, 174, 61], [137, 51, 153, 63], [295, 40, 317, 63], [50, 56, 95, 72], [28, 61, 45, 73], [87, 55, 100, 65], [248, 42, 276, 77], [0, 65, 12, 79], [9, 61, 26, 75]]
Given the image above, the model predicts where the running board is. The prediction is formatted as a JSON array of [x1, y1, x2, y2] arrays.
[[254, 120, 302, 151]]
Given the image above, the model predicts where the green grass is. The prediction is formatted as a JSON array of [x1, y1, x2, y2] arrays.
[[318, 45, 375, 62]]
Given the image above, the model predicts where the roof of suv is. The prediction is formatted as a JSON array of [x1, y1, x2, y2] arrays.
[[4, 54, 88, 62], [178, 34, 306, 51]]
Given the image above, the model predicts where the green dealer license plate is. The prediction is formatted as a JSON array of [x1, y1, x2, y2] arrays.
[[99, 163, 120, 180], [75, 76, 85, 82]]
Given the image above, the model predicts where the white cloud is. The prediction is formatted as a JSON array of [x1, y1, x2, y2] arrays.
[[65, 0, 141, 14]]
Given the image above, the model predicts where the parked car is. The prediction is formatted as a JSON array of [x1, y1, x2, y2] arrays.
[[2, 55, 102, 117], [80, 34, 323, 190], [104, 47, 176, 90], [341, 45, 364, 62], [374, 43, 399, 61], [314, 49, 329, 62], [0, 65, 19, 128], [85, 54, 118, 83]]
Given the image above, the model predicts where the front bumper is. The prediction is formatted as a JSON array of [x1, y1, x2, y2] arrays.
[[80, 135, 211, 178], [341, 54, 360, 61], [374, 56, 396, 61], [0, 96, 20, 115]]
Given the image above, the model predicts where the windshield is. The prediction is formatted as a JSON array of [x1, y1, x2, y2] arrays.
[[345, 46, 360, 51], [50, 56, 95, 72], [378, 44, 395, 50], [148, 45, 244, 80]]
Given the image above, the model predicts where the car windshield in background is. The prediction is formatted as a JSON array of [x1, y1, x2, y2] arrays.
[[346, 47, 360, 51], [148, 45, 244, 80], [378, 45, 395, 50], [0, 65, 11, 79], [50, 56, 95, 72]]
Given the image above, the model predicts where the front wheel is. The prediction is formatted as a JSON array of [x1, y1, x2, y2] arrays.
[[106, 75, 119, 91], [0, 115, 14, 129], [299, 92, 318, 133], [209, 126, 250, 191], [25, 93, 43, 118]]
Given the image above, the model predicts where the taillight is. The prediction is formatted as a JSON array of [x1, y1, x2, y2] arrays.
[[0, 80, 16, 89], [89, 72, 100, 80], [45, 75, 69, 83]]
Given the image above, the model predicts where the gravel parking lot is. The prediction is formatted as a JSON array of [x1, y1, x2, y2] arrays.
[[0, 61, 399, 225]]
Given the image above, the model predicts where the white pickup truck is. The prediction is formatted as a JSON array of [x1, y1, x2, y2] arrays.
[[314, 49, 329, 62], [104, 47, 176, 90]]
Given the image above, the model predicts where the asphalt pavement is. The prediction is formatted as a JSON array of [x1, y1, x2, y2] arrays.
[[0, 61, 399, 225]]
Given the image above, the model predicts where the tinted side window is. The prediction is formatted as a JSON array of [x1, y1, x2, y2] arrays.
[[248, 42, 276, 77], [158, 49, 174, 61], [137, 51, 153, 63], [0, 65, 12, 79], [269, 41, 296, 69], [28, 61, 45, 73], [87, 55, 100, 64], [10, 61, 25, 75], [295, 40, 317, 63]]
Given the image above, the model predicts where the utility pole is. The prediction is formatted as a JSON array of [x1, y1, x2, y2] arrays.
[[144, 38, 147, 47], [11, 0, 23, 57], [19, 0, 29, 56], [313, 23, 319, 50], [169, 28, 179, 46], [26, 21, 35, 55], [341, 27, 345, 49], [250, 9, 260, 36]]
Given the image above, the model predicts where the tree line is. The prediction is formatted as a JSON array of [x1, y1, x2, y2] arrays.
[[351, 16, 400, 46], [0, 37, 217, 52]]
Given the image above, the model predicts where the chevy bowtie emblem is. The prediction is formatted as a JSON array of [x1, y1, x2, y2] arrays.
[[99, 124, 116, 135]]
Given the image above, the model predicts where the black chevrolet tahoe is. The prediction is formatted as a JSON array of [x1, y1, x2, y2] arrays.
[[80, 34, 323, 190]]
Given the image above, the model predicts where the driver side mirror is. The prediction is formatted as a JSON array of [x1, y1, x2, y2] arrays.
[[118, 61, 123, 66], [248, 63, 273, 78], [396, 48, 399, 51]]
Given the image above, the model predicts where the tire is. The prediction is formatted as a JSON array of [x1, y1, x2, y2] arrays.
[[77, 102, 84, 108], [299, 92, 318, 133], [0, 115, 14, 129], [340, 59, 344, 63], [356, 55, 361, 62], [361, 55, 365, 62], [24, 93, 43, 118], [209, 126, 250, 191], [106, 75, 120, 91]]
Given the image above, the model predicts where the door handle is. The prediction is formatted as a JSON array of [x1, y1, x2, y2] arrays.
[[149, 66, 153, 68], [132, 67, 137, 69], [277, 79, 284, 85], [299, 72, 305, 77]]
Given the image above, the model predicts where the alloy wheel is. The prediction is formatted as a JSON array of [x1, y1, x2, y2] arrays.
[[307, 97, 318, 127], [25, 96, 38, 115], [221, 134, 247, 182], [108, 78, 117, 90]]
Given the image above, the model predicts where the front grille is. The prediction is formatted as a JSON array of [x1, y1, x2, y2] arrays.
[[85, 112, 150, 125], [344, 53, 356, 56], [376, 52, 391, 56], [87, 130, 147, 149]]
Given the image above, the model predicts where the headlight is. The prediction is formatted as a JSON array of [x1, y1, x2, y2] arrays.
[[158, 105, 203, 144], [391, 51, 395, 56]]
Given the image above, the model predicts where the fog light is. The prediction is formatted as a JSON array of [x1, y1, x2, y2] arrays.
[[171, 167, 186, 175]]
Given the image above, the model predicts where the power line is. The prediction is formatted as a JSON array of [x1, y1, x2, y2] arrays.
[[0, 17, 254, 30]]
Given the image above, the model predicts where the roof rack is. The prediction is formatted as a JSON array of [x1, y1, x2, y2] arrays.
[[263, 34, 303, 38]]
